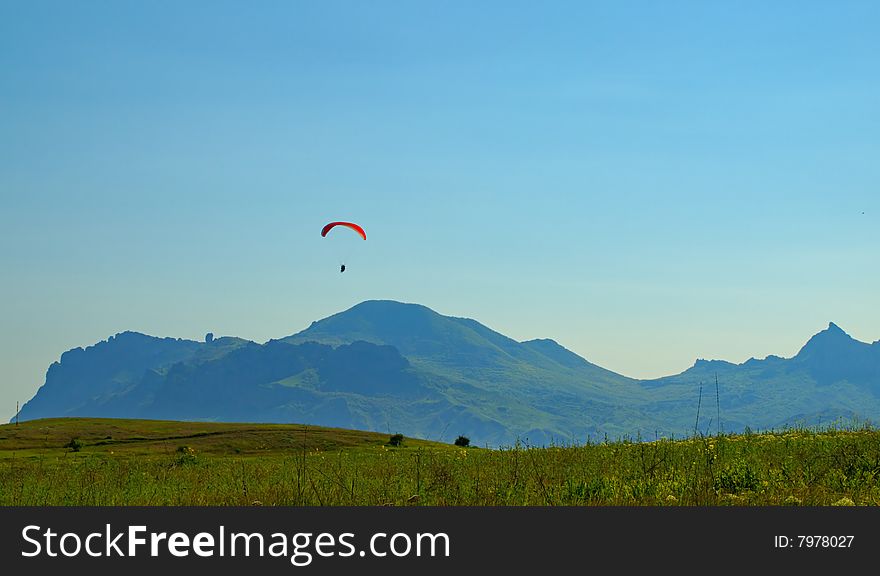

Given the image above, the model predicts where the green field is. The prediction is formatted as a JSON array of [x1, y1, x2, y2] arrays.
[[1, 418, 879, 506]]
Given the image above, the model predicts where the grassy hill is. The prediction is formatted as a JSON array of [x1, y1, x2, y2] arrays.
[[0, 417, 445, 458], [2, 417, 879, 506]]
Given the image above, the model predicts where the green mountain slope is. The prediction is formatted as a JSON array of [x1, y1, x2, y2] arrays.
[[283, 300, 648, 441]]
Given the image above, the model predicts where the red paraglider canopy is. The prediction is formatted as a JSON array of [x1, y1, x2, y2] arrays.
[[321, 221, 366, 241]]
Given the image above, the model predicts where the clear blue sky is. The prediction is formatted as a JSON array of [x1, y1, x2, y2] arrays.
[[2, 1, 879, 421]]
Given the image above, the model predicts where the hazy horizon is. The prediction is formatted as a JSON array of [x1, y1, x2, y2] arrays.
[[3, 1, 879, 421]]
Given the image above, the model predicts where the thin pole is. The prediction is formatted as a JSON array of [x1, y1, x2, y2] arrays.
[[694, 384, 703, 437]]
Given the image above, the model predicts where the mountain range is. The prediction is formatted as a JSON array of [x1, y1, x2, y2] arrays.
[[14, 300, 880, 446]]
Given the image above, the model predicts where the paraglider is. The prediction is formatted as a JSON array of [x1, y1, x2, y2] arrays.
[[321, 221, 366, 241], [322, 221, 365, 272]]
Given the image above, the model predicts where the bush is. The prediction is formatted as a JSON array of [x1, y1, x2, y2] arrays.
[[714, 461, 760, 494], [175, 445, 197, 465], [454, 435, 470, 447], [387, 433, 404, 447], [64, 437, 83, 452]]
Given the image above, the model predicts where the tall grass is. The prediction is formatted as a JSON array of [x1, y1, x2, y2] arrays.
[[3, 425, 879, 506]]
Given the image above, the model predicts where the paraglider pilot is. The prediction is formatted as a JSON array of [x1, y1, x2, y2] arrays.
[[340, 264, 346, 273]]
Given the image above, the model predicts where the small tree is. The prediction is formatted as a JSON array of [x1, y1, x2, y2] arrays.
[[64, 437, 83, 452], [387, 433, 404, 447], [454, 435, 470, 447]]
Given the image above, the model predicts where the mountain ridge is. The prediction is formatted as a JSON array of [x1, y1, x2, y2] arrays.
[[14, 300, 880, 445]]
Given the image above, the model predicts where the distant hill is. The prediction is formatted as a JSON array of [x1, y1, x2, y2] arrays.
[[14, 301, 880, 445]]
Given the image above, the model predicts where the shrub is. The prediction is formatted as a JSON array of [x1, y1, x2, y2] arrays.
[[64, 438, 83, 452], [387, 433, 404, 447], [454, 435, 470, 447], [714, 461, 760, 494], [175, 445, 197, 465]]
